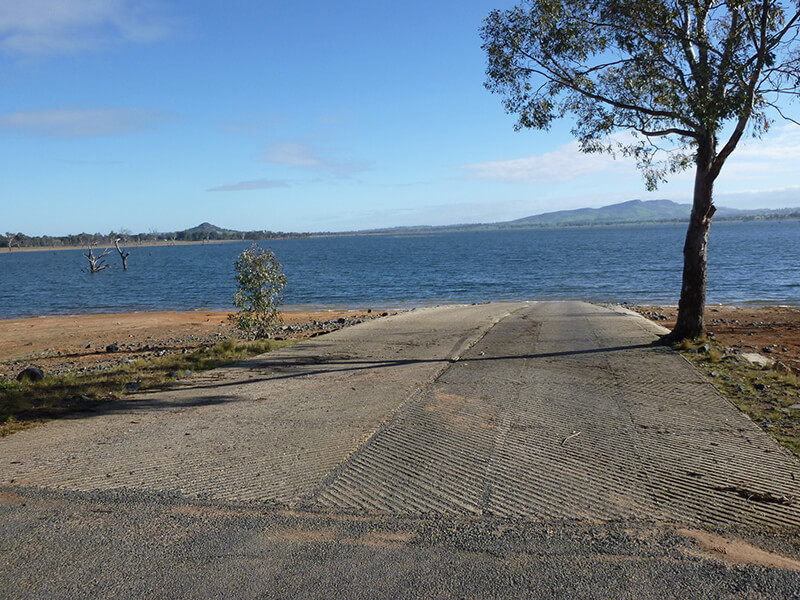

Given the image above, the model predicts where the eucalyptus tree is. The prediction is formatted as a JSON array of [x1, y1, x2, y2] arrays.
[[482, 0, 800, 339], [230, 244, 287, 339]]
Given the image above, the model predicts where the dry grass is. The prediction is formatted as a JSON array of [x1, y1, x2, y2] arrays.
[[0, 338, 287, 436]]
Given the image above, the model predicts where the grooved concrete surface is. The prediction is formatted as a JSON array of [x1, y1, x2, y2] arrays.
[[1, 303, 516, 503], [312, 303, 800, 528], [3, 301, 800, 598]]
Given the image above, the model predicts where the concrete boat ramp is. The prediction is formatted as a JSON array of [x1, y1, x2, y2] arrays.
[[2, 302, 799, 598]]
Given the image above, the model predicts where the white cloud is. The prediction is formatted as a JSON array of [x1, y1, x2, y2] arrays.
[[0, 0, 172, 56], [734, 124, 800, 160], [461, 140, 631, 183], [208, 179, 288, 192], [0, 108, 170, 137], [721, 125, 800, 181], [263, 141, 371, 178], [463, 124, 800, 190]]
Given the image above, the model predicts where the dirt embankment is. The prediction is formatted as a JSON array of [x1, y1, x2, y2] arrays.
[[631, 304, 800, 370]]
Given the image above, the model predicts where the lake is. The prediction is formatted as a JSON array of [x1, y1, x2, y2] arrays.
[[0, 220, 798, 319]]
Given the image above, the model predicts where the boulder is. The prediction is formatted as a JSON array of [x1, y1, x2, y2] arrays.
[[16, 367, 45, 382]]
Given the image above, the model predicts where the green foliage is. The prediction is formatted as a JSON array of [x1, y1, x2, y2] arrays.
[[229, 243, 287, 339], [481, 0, 800, 189]]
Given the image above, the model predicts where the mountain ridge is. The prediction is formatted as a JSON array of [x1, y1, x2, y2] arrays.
[[359, 199, 799, 234]]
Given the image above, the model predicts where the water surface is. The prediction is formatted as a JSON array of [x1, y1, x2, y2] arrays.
[[0, 221, 797, 318]]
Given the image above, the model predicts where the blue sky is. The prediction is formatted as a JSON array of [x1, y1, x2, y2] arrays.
[[2, 0, 799, 236]]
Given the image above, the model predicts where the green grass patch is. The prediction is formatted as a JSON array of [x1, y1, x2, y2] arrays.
[[0, 338, 288, 437], [677, 338, 800, 458]]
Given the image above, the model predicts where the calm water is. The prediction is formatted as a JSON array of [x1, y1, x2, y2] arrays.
[[0, 221, 798, 318]]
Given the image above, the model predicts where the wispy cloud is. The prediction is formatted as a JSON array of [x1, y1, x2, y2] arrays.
[[0, 0, 173, 56], [464, 125, 800, 187], [0, 108, 171, 137], [263, 141, 371, 178], [208, 179, 289, 192], [265, 142, 324, 168], [461, 140, 631, 183], [734, 125, 800, 160]]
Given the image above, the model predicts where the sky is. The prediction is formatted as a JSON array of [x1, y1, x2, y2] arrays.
[[1, 0, 799, 236]]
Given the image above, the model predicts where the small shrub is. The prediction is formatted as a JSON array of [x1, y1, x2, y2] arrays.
[[229, 244, 287, 339], [214, 338, 238, 355]]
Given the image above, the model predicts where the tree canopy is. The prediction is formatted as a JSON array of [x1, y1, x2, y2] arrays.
[[483, 0, 800, 187], [482, 0, 800, 338]]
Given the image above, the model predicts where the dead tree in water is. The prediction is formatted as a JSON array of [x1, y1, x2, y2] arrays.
[[114, 238, 130, 270], [83, 243, 112, 273]]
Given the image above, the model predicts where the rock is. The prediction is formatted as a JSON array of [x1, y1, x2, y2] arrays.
[[106, 343, 120, 353], [124, 381, 142, 393], [167, 371, 180, 379], [788, 404, 800, 411], [741, 353, 774, 367], [753, 383, 767, 391], [183, 370, 192, 377], [16, 367, 45, 382]]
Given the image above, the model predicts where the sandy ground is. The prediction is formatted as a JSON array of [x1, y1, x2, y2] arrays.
[[0, 309, 385, 379], [631, 304, 800, 370]]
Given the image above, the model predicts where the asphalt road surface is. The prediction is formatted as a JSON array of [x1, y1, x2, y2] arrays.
[[2, 302, 800, 598]]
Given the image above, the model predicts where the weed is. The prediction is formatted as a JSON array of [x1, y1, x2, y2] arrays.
[[706, 346, 724, 363], [0, 337, 289, 435]]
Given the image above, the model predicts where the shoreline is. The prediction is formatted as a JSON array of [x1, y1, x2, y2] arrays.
[[1, 239, 248, 254], [2, 302, 798, 374], [0, 304, 416, 322], [2, 299, 799, 323]]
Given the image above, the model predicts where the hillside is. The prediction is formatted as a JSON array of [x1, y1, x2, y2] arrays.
[[506, 199, 796, 227], [362, 199, 799, 235]]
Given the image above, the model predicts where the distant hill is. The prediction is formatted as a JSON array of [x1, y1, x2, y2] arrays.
[[508, 199, 688, 226], [361, 199, 800, 235], [507, 199, 760, 227], [180, 222, 232, 235], [509, 199, 800, 227], [174, 223, 310, 242]]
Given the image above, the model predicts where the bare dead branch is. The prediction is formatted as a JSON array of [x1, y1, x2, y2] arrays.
[[83, 243, 112, 274], [114, 238, 130, 270]]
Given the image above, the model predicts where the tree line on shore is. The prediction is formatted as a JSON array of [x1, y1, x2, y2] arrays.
[[2, 225, 310, 250]]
